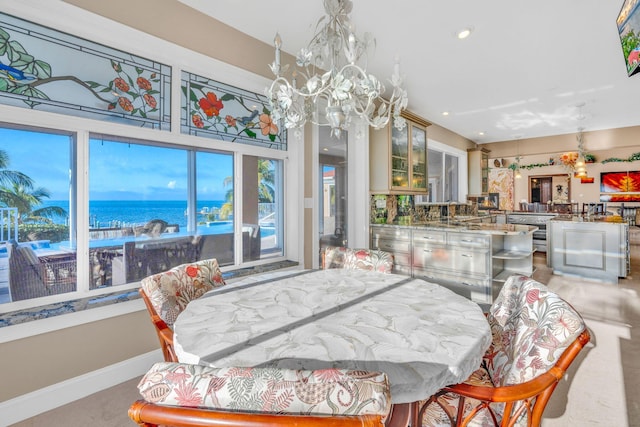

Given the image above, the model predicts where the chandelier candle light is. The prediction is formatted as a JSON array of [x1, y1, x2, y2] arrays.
[[574, 129, 587, 178], [267, 0, 408, 138]]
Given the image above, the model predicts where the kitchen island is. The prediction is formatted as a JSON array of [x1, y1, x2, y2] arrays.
[[548, 217, 629, 283], [370, 221, 537, 305]]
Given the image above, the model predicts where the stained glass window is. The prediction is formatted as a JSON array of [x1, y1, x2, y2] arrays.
[[181, 71, 286, 150], [0, 13, 171, 130]]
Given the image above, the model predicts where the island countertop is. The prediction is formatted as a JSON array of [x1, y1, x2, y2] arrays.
[[371, 222, 538, 235], [547, 218, 628, 283]]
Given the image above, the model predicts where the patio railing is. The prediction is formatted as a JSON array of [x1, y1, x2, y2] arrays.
[[0, 207, 19, 243]]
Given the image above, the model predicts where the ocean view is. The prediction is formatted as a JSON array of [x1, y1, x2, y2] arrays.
[[42, 200, 226, 228]]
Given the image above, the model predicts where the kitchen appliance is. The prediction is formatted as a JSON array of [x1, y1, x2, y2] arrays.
[[506, 212, 557, 253]]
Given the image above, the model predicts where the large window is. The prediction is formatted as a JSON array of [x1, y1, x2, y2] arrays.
[[0, 126, 284, 305], [0, 126, 76, 303], [427, 141, 464, 202], [89, 138, 192, 287], [0, 7, 289, 312], [241, 156, 284, 261]]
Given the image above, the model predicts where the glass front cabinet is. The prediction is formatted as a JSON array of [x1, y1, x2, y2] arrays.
[[370, 110, 430, 193]]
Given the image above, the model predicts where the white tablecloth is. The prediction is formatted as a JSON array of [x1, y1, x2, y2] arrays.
[[174, 269, 491, 404]]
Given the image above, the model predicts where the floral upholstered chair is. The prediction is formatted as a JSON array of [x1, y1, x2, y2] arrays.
[[129, 362, 393, 427], [322, 246, 394, 273], [139, 259, 226, 362], [322, 246, 349, 269], [418, 274, 590, 427]]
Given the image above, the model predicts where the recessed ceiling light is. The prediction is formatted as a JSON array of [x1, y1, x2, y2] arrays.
[[478, 131, 485, 136], [323, 147, 329, 151], [442, 111, 450, 116], [456, 27, 474, 39]]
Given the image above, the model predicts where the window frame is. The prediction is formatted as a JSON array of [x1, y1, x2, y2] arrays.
[[422, 139, 468, 203], [0, 6, 296, 333]]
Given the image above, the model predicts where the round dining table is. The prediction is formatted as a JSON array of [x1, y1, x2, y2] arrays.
[[174, 268, 491, 409]]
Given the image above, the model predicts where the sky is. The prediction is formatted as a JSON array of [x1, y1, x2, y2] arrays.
[[0, 127, 233, 201]]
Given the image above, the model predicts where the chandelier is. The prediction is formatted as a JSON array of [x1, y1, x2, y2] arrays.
[[559, 128, 588, 177], [266, 0, 408, 138], [574, 129, 587, 177]]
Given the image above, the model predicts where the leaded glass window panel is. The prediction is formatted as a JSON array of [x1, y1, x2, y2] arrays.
[[0, 13, 171, 130], [181, 71, 286, 150]]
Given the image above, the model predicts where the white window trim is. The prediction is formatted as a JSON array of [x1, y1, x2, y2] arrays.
[[0, 1, 302, 335], [427, 138, 469, 203]]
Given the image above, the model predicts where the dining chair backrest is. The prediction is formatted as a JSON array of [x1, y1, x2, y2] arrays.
[[322, 246, 394, 273], [418, 274, 590, 427], [129, 362, 392, 427], [139, 258, 226, 362], [484, 274, 586, 386], [140, 258, 226, 328], [322, 245, 349, 269], [581, 202, 605, 215]]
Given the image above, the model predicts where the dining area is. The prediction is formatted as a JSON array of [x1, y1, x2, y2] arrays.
[[130, 248, 590, 427]]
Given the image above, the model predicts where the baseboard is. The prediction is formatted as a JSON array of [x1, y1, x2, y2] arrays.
[[0, 350, 162, 425]]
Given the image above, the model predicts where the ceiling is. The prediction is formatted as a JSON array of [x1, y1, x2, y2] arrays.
[[177, 0, 638, 144]]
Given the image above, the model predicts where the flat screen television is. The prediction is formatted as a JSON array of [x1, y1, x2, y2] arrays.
[[617, 0, 640, 76]]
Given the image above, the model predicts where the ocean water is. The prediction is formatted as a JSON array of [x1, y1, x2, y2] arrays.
[[37, 200, 276, 243], [42, 200, 226, 228]]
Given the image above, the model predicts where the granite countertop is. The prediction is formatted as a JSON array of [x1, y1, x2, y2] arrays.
[[372, 221, 538, 235], [549, 215, 626, 224]]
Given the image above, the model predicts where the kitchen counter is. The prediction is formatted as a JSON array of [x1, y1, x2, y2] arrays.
[[372, 221, 538, 235], [370, 222, 537, 305], [548, 215, 626, 223], [547, 218, 629, 283]]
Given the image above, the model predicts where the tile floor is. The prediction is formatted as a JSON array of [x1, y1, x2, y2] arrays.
[[10, 240, 640, 426]]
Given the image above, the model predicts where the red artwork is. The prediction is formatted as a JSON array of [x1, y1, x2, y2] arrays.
[[600, 171, 640, 193]]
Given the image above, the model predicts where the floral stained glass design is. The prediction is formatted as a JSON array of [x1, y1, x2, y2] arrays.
[[0, 13, 170, 130], [181, 71, 286, 151]]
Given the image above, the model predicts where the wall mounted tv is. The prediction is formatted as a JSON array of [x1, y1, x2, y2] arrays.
[[617, 0, 640, 76]]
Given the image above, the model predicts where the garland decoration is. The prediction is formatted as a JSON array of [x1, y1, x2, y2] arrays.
[[508, 162, 551, 171], [505, 152, 640, 171], [601, 152, 640, 164]]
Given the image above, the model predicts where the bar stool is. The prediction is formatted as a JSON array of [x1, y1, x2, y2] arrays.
[[582, 202, 604, 215]]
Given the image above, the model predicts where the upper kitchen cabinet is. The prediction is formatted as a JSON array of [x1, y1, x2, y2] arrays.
[[467, 147, 490, 195], [370, 110, 431, 193]]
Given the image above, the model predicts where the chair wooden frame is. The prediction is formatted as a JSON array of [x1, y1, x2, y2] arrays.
[[418, 329, 591, 427], [139, 288, 178, 362], [129, 399, 411, 427]]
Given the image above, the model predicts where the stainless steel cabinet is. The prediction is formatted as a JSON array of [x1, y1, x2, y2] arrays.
[[370, 226, 412, 275], [548, 219, 629, 283], [413, 229, 492, 303], [371, 224, 536, 305], [491, 234, 536, 282]]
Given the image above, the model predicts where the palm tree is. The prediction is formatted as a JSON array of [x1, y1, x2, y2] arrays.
[[0, 149, 34, 189], [218, 159, 276, 220], [0, 183, 67, 224], [219, 176, 234, 220], [257, 159, 275, 203]]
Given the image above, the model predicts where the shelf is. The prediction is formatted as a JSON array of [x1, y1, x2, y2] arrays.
[[492, 249, 534, 259], [493, 269, 533, 282]]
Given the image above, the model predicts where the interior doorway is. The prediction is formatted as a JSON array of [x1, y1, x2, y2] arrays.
[[318, 128, 348, 265], [529, 174, 571, 204]]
